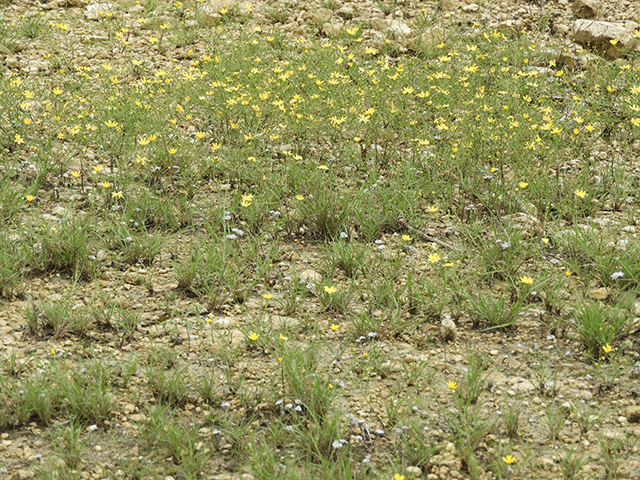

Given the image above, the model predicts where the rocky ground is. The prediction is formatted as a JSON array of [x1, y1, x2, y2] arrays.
[[2, 0, 640, 479]]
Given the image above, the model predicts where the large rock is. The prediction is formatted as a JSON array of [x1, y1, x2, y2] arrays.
[[84, 2, 113, 20], [387, 20, 412, 37], [571, 0, 600, 19], [626, 405, 640, 423], [500, 213, 543, 239], [440, 317, 457, 342], [198, 0, 237, 25], [572, 20, 640, 59], [46, 0, 88, 9], [440, 0, 458, 11]]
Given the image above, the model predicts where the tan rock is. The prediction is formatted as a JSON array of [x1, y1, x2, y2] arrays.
[[313, 7, 334, 24], [441, 0, 459, 11], [572, 19, 640, 59], [387, 19, 411, 37], [123, 272, 140, 285], [128, 413, 147, 422], [299, 269, 322, 283], [198, 0, 237, 25], [589, 287, 610, 300], [625, 405, 640, 423], [501, 213, 543, 239], [440, 317, 457, 342], [84, 2, 113, 20], [322, 21, 343, 37], [571, 0, 600, 19]]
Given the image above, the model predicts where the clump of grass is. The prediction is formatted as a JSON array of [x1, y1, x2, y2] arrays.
[[573, 302, 630, 359]]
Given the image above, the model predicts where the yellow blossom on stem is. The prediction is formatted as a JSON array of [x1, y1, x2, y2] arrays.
[[330, 324, 339, 331], [428, 253, 441, 263], [520, 276, 534, 285], [602, 344, 612, 354], [25, 195, 34, 202], [240, 194, 254, 208], [447, 381, 457, 391], [574, 189, 587, 199], [248, 332, 259, 341], [502, 455, 516, 465], [324, 285, 337, 294]]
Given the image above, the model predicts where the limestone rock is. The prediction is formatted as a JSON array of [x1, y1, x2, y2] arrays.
[[462, 3, 479, 12], [84, 2, 113, 20], [440, 317, 457, 342], [589, 287, 610, 300], [440, 0, 459, 11], [299, 269, 322, 283], [501, 213, 543, 239], [199, 0, 237, 25], [123, 272, 141, 285], [314, 7, 334, 24], [419, 27, 445, 46], [322, 20, 344, 37], [571, 20, 640, 60], [625, 405, 640, 423], [46, 0, 87, 9], [388, 19, 411, 37], [571, 0, 600, 19]]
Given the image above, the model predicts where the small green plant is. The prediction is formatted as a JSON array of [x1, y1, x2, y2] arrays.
[[36, 219, 97, 280], [49, 421, 86, 470], [0, 234, 29, 298], [27, 298, 90, 338], [445, 404, 493, 480], [1, 351, 32, 378], [571, 403, 607, 435], [323, 238, 366, 278], [454, 352, 491, 410], [527, 354, 559, 396], [114, 307, 142, 346], [147, 345, 178, 370], [465, 292, 525, 330], [146, 366, 191, 406], [557, 446, 585, 480], [394, 420, 438, 472], [501, 401, 523, 438], [281, 345, 336, 422], [316, 282, 352, 313], [545, 403, 565, 441], [59, 361, 115, 424], [573, 302, 630, 359]]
